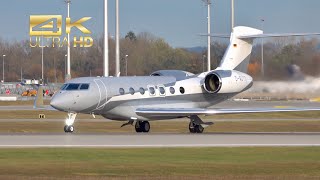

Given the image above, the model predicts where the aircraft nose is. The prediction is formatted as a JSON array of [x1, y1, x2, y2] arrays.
[[50, 96, 64, 110]]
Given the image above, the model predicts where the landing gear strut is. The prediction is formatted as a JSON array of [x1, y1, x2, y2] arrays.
[[64, 113, 77, 133], [189, 115, 213, 134], [135, 121, 150, 133], [189, 122, 204, 133]]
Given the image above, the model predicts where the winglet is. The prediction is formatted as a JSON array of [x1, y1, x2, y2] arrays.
[[33, 86, 44, 109]]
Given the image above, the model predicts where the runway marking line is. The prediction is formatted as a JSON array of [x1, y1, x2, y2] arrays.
[[0, 144, 320, 148]]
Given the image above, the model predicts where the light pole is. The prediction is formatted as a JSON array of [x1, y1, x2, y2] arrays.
[[64, 54, 67, 79], [41, 35, 44, 81], [261, 18, 265, 77], [125, 55, 129, 76], [202, 0, 211, 72], [231, 0, 234, 30], [20, 66, 23, 81], [202, 55, 206, 72], [65, 0, 71, 81], [104, 0, 109, 77], [2, 55, 5, 83], [53, 56, 57, 83], [115, 0, 120, 77]]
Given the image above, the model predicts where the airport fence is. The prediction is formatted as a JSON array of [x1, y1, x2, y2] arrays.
[[0, 82, 62, 100]]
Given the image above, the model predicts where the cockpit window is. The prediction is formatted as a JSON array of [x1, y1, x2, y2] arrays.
[[66, 83, 80, 90], [80, 84, 90, 90], [60, 84, 68, 90]]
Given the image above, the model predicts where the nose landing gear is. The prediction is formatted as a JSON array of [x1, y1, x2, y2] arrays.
[[64, 125, 74, 133], [64, 113, 77, 133]]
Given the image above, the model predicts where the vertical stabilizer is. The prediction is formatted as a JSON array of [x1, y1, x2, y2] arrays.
[[217, 26, 262, 73]]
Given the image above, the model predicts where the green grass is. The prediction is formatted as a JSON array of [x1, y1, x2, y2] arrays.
[[0, 147, 320, 179]]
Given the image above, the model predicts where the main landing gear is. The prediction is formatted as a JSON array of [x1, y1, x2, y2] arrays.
[[188, 115, 214, 134], [120, 116, 212, 134], [64, 113, 77, 133], [121, 120, 150, 133], [189, 121, 204, 133], [135, 121, 150, 133]]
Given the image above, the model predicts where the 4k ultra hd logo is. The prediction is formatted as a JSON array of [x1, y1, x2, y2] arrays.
[[29, 15, 93, 48]]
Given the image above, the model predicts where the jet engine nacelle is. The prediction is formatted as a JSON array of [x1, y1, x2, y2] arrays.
[[203, 70, 253, 94]]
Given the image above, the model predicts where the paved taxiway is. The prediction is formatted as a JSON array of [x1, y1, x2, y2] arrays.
[[0, 133, 320, 148], [0, 100, 318, 148]]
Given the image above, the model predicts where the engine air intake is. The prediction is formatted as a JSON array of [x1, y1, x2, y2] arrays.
[[204, 73, 222, 93]]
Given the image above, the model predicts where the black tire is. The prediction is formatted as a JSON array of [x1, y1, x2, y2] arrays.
[[69, 125, 74, 133], [135, 121, 142, 133], [64, 125, 75, 133], [64, 125, 68, 132], [189, 122, 196, 133], [195, 125, 204, 133], [141, 121, 150, 133]]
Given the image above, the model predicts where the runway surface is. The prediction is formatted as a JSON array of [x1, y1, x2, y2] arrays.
[[0, 133, 320, 148], [0, 100, 319, 148]]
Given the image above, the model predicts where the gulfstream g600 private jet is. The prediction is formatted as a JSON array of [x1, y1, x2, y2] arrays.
[[43, 26, 320, 133]]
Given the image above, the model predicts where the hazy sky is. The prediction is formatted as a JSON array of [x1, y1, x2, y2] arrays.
[[0, 0, 319, 47]]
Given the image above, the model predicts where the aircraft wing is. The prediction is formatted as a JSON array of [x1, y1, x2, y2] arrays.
[[136, 107, 320, 117], [200, 32, 320, 39], [238, 33, 320, 39]]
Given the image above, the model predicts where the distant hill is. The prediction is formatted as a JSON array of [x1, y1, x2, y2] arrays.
[[183, 46, 206, 53]]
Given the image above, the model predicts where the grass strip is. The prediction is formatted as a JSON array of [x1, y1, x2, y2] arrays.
[[0, 147, 319, 179]]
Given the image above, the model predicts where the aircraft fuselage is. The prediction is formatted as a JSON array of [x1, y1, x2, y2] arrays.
[[50, 73, 249, 121]]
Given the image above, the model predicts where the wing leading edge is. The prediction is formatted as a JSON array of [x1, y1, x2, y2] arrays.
[[136, 107, 320, 117]]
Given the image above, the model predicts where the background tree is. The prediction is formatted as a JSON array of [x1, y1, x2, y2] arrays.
[[0, 32, 319, 82]]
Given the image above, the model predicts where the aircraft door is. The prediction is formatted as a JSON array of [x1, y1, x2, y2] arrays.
[[94, 79, 108, 110]]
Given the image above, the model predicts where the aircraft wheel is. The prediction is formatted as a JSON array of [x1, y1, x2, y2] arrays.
[[64, 125, 74, 133], [69, 125, 74, 133], [189, 122, 196, 133], [195, 125, 204, 133], [135, 121, 142, 133], [64, 125, 68, 132], [141, 121, 150, 133]]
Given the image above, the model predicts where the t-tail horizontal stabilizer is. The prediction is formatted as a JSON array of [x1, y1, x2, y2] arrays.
[[208, 26, 320, 73]]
